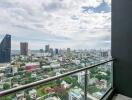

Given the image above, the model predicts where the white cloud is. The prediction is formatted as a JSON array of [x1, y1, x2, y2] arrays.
[[0, 0, 111, 50]]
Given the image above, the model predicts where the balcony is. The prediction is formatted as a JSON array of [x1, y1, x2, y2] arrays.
[[0, 59, 114, 100], [1, 0, 132, 99]]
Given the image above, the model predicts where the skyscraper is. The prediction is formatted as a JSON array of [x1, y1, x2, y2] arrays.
[[20, 42, 28, 56], [0, 34, 11, 63], [49, 48, 54, 56], [55, 48, 59, 55], [45, 45, 49, 53], [67, 48, 71, 54], [39, 49, 44, 53], [67, 48, 71, 57]]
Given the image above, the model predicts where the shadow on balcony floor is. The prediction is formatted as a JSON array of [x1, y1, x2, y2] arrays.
[[112, 94, 132, 100]]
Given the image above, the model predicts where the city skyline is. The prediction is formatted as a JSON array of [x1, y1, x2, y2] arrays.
[[0, 0, 111, 50]]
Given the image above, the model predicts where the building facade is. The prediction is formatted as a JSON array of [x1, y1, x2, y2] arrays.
[[45, 45, 50, 53], [0, 34, 11, 63], [20, 42, 28, 56], [55, 48, 59, 55]]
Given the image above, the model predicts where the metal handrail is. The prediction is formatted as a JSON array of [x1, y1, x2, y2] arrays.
[[0, 58, 115, 99]]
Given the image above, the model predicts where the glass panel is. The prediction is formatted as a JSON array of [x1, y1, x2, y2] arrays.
[[0, 61, 112, 100], [87, 62, 112, 100], [0, 71, 86, 100]]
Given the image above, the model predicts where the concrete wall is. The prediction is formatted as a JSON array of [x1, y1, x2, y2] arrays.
[[112, 0, 132, 97]]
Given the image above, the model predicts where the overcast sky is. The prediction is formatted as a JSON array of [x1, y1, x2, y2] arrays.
[[0, 0, 111, 50]]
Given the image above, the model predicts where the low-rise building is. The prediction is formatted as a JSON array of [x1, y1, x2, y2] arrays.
[[45, 97, 61, 100], [25, 62, 40, 72], [61, 81, 71, 89], [72, 59, 80, 65], [96, 79, 107, 89], [68, 87, 83, 100], [29, 89, 37, 99], [0, 73, 4, 82], [15, 91, 26, 100], [50, 62, 60, 68]]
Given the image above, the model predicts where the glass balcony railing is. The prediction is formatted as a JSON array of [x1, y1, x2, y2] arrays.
[[0, 59, 114, 100]]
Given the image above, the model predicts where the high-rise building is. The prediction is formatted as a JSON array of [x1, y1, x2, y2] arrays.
[[39, 49, 44, 53], [67, 48, 71, 53], [45, 45, 49, 53], [55, 48, 59, 55], [0, 34, 11, 63], [20, 42, 28, 56], [49, 48, 54, 56], [67, 48, 71, 57]]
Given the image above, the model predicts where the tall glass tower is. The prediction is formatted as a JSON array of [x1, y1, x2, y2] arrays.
[[0, 34, 11, 63]]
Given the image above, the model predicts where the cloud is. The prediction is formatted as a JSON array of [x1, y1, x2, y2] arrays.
[[81, 0, 111, 13], [0, 0, 111, 50]]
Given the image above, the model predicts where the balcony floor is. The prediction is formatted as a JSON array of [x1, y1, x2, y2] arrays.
[[112, 94, 132, 100]]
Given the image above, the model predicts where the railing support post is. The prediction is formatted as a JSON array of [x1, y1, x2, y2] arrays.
[[84, 70, 88, 100]]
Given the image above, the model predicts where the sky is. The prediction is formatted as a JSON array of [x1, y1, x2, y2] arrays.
[[0, 0, 111, 50]]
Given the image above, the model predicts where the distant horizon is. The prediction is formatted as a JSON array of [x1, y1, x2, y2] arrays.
[[11, 48, 111, 51]]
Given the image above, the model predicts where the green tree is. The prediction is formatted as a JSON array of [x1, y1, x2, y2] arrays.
[[20, 63, 25, 67], [26, 94, 31, 100], [63, 76, 79, 87], [1, 96, 12, 100], [3, 83, 10, 90], [25, 72, 31, 77], [18, 67, 24, 71], [11, 62, 15, 65], [40, 61, 43, 67], [87, 85, 99, 94]]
